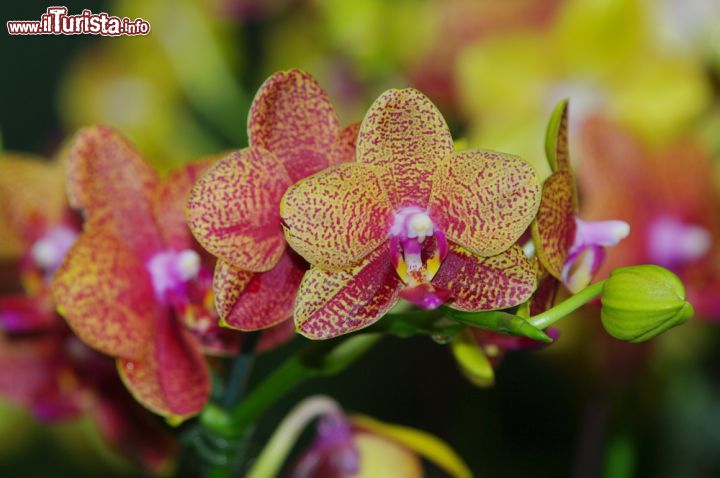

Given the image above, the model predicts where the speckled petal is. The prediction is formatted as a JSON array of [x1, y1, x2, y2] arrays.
[[357, 88, 454, 208], [545, 99, 571, 173], [187, 148, 290, 272], [281, 162, 393, 270], [153, 158, 214, 251], [429, 150, 541, 257], [248, 69, 340, 181], [118, 313, 209, 420], [214, 251, 304, 331], [66, 126, 163, 259], [530, 170, 576, 279], [330, 122, 361, 166], [433, 243, 536, 311], [294, 244, 402, 339], [0, 154, 66, 258], [52, 229, 155, 360], [529, 273, 560, 316]]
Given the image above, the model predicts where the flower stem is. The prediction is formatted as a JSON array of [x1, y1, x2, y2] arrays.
[[528, 280, 605, 330], [246, 396, 344, 478]]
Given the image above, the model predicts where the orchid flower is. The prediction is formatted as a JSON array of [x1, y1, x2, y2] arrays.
[[187, 69, 359, 332], [51, 126, 285, 420], [247, 395, 471, 478], [281, 88, 541, 339], [578, 115, 719, 316], [531, 100, 629, 294], [0, 153, 176, 472]]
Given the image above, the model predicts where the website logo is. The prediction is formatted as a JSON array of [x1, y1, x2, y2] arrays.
[[7, 6, 151, 36]]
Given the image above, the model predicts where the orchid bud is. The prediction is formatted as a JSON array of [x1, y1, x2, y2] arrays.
[[600, 265, 693, 343]]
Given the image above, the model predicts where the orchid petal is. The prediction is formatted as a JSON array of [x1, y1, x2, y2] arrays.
[[433, 243, 537, 311], [281, 162, 393, 270], [0, 154, 67, 258], [118, 313, 209, 420], [248, 69, 341, 181], [330, 122, 361, 166], [429, 150, 541, 257], [529, 274, 560, 316], [187, 148, 290, 272], [214, 251, 304, 331], [562, 245, 605, 294], [67, 126, 163, 259], [531, 170, 576, 279], [350, 415, 472, 478], [53, 230, 155, 360], [294, 244, 402, 340], [545, 99, 570, 173], [153, 158, 214, 251], [357, 88, 454, 208]]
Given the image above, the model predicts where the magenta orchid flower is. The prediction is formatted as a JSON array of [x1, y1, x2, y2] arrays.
[[250, 395, 471, 478], [579, 115, 719, 316], [52, 126, 285, 420], [531, 99, 629, 294], [187, 69, 359, 332], [280, 88, 541, 339], [0, 153, 177, 472]]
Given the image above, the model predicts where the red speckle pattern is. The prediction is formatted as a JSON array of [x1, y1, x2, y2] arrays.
[[531, 170, 577, 279], [357, 88, 454, 208], [281, 163, 394, 270], [53, 229, 155, 360], [429, 150, 541, 257], [118, 312, 209, 420], [295, 244, 402, 339], [433, 243, 536, 311], [187, 148, 291, 272], [249, 69, 341, 182], [214, 251, 305, 330], [67, 126, 164, 260]]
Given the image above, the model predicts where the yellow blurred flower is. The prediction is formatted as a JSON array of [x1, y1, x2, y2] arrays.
[[456, 0, 712, 179]]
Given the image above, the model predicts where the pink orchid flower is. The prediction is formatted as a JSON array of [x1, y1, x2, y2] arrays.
[[579, 115, 719, 316], [187, 69, 359, 332], [0, 153, 176, 472], [532, 100, 629, 295], [280, 88, 541, 339], [52, 126, 287, 420]]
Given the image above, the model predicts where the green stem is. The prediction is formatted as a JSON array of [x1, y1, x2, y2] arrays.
[[201, 333, 383, 438], [246, 396, 343, 478], [528, 280, 605, 329]]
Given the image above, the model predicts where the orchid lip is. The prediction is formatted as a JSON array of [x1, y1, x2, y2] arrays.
[[146, 249, 201, 302], [647, 216, 711, 268], [389, 207, 448, 286], [30, 226, 78, 274]]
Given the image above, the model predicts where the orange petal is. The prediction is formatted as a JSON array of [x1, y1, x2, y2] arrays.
[[281, 162, 393, 270], [433, 243, 537, 311], [294, 244, 402, 339], [67, 126, 163, 259], [53, 229, 155, 360], [330, 122, 361, 166], [0, 154, 67, 258], [187, 148, 290, 272], [248, 69, 341, 181], [357, 88, 454, 208], [153, 158, 214, 251], [215, 251, 305, 331], [530, 170, 576, 279], [429, 150, 541, 257], [118, 313, 210, 420]]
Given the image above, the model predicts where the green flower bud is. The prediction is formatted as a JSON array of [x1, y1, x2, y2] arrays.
[[601, 265, 693, 343]]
